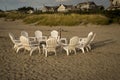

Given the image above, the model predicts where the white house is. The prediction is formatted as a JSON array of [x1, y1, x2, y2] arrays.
[[76, 1, 97, 11], [41, 6, 58, 12], [108, 0, 120, 10], [111, 0, 120, 6], [57, 4, 73, 12], [27, 10, 34, 14]]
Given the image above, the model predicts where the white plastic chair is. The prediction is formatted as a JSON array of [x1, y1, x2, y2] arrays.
[[9, 32, 22, 50], [88, 33, 96, 50], [21, 31, 36, 41], [35, 30, 47, 43], [77, 32, 94, 53], [79, 32, 96, 50], [63, 36, 79, 56], [19, 36, 40, 56], [42, 38, 57, 57], [50, 30, 60, 42], [50, 30, 68, 46], [21, 31, 28, 37]]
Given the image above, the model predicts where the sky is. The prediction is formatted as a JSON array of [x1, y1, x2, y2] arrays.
[[0, 0, 110, 11]]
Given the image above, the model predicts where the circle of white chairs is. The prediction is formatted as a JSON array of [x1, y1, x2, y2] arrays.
[[9, 30, 96, 57]]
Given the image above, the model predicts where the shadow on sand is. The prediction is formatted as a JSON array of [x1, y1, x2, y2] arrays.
[[91, 39, 116, 49]]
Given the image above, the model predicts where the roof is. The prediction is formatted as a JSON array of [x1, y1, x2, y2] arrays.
[[77, 1, 96, 5], [62, 4, 73, 8], [44, 6, 59, 10]]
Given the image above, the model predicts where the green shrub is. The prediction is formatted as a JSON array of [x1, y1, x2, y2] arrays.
[[84, 14, 110, 25], [23, 15, 44, 24], [5, 12, 27, 20], [0, 12, 6, 18]]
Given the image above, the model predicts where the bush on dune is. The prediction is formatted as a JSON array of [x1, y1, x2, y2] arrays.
[[0, 12, 6, 18], [23, 14, 110, 26], [80, 14, 110, 25], [23, 15, 43, 24], [5, 12, 27, 20], [0, 12, 28, 21]]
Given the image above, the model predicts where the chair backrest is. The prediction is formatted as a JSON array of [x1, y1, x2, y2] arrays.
[[83, 32, 94, 47], [91, 33, 96, 42], [88, 32, 93, 36], [35, 30, 42, 38], [46, 38, 57, 48], [35, 30, 42, 41], [50, 30, 59, 40], [9, 32, 16, 44], [69, 36, 79, 48], [21, 31, 28, 37], [20, 36, 31, 50]]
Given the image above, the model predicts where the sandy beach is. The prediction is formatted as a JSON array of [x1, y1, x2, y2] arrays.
[[0, 18, 120, 80]]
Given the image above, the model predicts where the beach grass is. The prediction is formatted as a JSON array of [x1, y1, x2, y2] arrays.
[[1, 12, 119, 26], [23, 14, 110, 26]]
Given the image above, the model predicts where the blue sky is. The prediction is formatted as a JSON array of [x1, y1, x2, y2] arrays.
[[0, 0, 110, 11]]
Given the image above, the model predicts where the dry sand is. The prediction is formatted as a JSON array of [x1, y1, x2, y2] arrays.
[[0, 18, 120, 80]]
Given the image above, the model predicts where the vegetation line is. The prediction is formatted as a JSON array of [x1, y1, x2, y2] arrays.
[[0, 10, 120, 26]]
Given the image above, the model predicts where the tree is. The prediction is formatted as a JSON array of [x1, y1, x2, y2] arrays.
[[18, 6, 34, 12]]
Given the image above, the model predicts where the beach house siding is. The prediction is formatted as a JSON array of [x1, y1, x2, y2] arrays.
[[76, 2, 97, 11], [57, 4, 67, 12], [111, 0, 120, 6], [42, 6, 58, 12], [57, 4, 73, 12], [27, 10, 34, 14], [108, 0, 120, 10]]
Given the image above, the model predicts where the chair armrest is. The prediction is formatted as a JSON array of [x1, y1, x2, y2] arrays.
[[60, 38, 68, 44], [79, 38, 87, 43], [60, 42, 68, 47], [29, 37, 36, 41], [14, 40, 20, 43], [49, 36, 60, 41], [29, 40, 38, 45], [29, 42, 39, 46], [79, 38, 87, 41], [37, 36, 47, 42], [42, 36, 47, 41]]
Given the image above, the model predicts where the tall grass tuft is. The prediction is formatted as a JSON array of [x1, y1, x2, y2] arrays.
[[23, 14, 110, 26], [5, 12, 27, 20], [0, 12, 6, 18]]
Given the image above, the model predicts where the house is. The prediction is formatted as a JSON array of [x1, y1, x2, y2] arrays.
[[27, 9, 34, 14], [41, 6, 58, 12], [76, 1, 97, 10], [76, 1, 104, 11], [107, 0, 120, 10], [110, 0, 120, 6], [57, 4, 73, 12]]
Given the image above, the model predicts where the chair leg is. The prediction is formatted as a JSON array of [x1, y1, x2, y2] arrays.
[[54, 51, 57, 56], [86, 47, 89, 52], [16, 46, 24, 53], [74, 49, 76, 55], [16, 47, 21, 53], [30, 48, 36, 56], [30, 51, 33, 56], [42, 44, 45, 54], [66, 50, 69, 56], [38, 47, 40, 53], [87, 45, 91, 50], [14, 45, 17, 50], [42, 49, 45, 54], [81, 48, 85, 53], [45, 50, 48, 57]]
